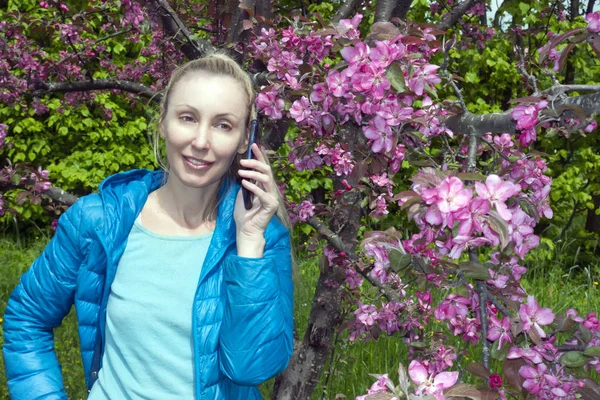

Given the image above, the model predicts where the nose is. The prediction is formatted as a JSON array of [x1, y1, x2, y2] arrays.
[[192, 123, 211, 150]]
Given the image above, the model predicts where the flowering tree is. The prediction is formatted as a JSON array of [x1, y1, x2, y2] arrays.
[[1, 0, 600, 399]]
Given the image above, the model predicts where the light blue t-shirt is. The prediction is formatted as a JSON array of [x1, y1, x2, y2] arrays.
[[88, 216, 213, 400]]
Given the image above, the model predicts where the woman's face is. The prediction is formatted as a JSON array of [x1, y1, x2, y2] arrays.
[[161, 71, 249, 192]]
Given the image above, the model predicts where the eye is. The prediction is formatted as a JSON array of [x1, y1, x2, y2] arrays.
[[216, 122, 232, 131], [180, 115, 195, 123]]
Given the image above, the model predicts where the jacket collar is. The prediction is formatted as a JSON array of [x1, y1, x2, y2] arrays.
[[96, 168, 239, 259]]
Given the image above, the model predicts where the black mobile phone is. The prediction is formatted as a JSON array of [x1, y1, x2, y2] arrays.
[[242, 119, 260, 210]]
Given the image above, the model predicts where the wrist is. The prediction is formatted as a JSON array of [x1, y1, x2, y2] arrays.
[[236, 231, 266, 258]]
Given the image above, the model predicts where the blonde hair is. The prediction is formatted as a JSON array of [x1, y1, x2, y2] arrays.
[[151, 51, 291, 230]]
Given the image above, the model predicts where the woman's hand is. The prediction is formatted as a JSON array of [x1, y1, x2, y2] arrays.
[[234, 144, 280, 257]]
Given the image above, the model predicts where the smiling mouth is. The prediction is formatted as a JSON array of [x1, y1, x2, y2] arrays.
[[184, 156, 213, 169]]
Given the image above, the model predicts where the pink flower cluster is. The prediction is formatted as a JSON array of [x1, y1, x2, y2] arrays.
[[586, 12, 600, 33], [406, 172, 532, 260], [0, 123, 7, 148], [510, 101, 548, 147], [408, 360, 459, 398]]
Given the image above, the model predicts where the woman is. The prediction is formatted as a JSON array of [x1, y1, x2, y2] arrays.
[[3, 53, 294, 399]]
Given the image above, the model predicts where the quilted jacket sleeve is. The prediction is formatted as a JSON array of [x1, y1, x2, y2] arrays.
[[3, 198, 86, 400], [219, 217, 294, 385]]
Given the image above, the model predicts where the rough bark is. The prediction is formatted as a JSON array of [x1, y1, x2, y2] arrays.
[[332, 0, 362, 23], [587, 0, 596, 15], [375, 0, 398, 23], [564, 0, 580, 85], [45, 187, 79, 206], [32, 79, 159, 100], [226, 0, 256, 45], [585, 195, 600, 234], [391, 0, 413, 21], [272, 124, 363, 400], [437, 0, 478, 31], [149, 0, 214, 59], [445, 91, 600, 136]]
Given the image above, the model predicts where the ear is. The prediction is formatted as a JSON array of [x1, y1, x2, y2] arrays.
[[159, 118, 166, 139], [237, 129, 249, 155]]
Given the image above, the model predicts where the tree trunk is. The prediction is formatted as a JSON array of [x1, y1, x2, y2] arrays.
[[585, 195, 600, 234], [391, 0, 413, 21], [272, 124, 363, 399], [565, 0, 580, 84]]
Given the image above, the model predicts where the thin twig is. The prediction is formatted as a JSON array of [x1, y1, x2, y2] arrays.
[[480, 137, 512, 162], [487, 293, 512, 317]]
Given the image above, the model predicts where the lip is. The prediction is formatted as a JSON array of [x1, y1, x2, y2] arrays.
[[183, 155, 213, 170]]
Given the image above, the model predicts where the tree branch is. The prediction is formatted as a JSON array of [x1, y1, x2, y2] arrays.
[[587, 0, 596, 15], [437, 0, 478, 31], [45, 186, 79, 206], [32, 79, 160, 100], [332, 0, 362, 23], [308, 216, 353, 257], [445, 91, 600, 136], [391, 0, 413, 21], [375, 0, 398, 23], [150, 0, 214, 59]]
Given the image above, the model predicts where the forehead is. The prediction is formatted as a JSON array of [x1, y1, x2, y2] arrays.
[[169, 71, 249, 117]]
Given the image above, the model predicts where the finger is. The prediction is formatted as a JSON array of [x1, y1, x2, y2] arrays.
[[241, 179, 279, 209], [239, 158, 271, 173], [238, 169, 271, 186], [251, 143, 266, 162]]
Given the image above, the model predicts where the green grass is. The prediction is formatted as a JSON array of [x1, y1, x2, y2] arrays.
[[1, 235, 599, 399]]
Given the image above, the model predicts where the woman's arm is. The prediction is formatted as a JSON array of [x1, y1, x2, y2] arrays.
[[219, 217, 294, 385], [3, 198, 86, 399]]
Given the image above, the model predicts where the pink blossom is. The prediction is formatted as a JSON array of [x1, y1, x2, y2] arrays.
[[507, 347, 544, 364], [519, 363, 550, 395], [0, 123, 7, 148], [489, 374, 503, 389], [289, 96, 311, 123], [355, 303, 378, 327], [511, 104, 538, 130], [409, 360, 459, 397], [352, 65, 391, 99], [434, 294, 470, 321], [326, 70, 349, 97], [363, 116, 393, 153], [370, 41, 406, 68], [584, 120, 598, 133], [256, 89, 285, 120], [407, 64, 441, 96], [310, 83, 328, 102], [437, 176, 473, 213], [475, 175, 521, 220], [518, 128, 536, 147], [514, 233, 540, 259], [370, 194, 389, 219], [455, 197, 489, 236], [297, 200, 315, 222], [519, 295, 555, 339], [586, 12, 600, 33], [487, 315, 512, 350], [337, 14, 362, 40], [509, 209, 534, 246], [389, 144, 406, 172], [341, 42, 370, 67]]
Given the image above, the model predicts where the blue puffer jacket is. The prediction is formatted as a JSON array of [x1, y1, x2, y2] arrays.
[[3, 169, 294, 399]]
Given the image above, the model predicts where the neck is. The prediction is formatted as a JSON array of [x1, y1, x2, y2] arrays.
[[155, 177, 221, 229]]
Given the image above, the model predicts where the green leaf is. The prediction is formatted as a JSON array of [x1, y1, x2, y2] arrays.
[[560, 351, 590, 368], [459, 261, 492, 280], [389, 249, 411, 272], [518, 2, 530, 13], [584, 347, 600, 357], [385, 62, 407, 93]]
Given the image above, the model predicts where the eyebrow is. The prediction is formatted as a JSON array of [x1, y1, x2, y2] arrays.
[[174, 104, 240, 119]]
